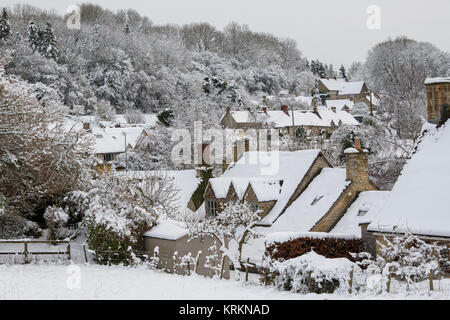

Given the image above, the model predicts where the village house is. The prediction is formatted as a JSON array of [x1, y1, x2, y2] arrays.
[[364, 77, 450, 259], [318, 78, 378, 113], [318, 78, 369, 102], [113, 170, 230, 278], [229, 139, 385, 264], [220, 105, 359, 138]]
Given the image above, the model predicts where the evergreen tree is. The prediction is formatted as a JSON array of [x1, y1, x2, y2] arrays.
[[339, 65, 348, 81], [26, 21, 40, 53], [123, 22, 131, 34], [40, 23, 59, 60], [0, 8, 11, 44]]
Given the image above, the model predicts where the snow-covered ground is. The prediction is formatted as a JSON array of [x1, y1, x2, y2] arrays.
[[0, 264, 447, 300]]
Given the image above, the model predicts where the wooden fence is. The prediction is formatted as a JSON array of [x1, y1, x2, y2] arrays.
[[0, 240, 71, 264]]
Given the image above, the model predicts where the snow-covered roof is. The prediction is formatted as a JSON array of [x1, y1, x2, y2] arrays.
[[317, 106, 360, 126], [424, 77, 450, 85], [117, 170, 200, 210], [268, 168, 350, 233], [242, 167, 349, 263], [93, 127, 145, 154], [114, 114, 158, 127], [368, 121, 450, 238], [293, 96, 314, 106], [223, 150, 322, 224], [228, 110, 329, 128], [208, 177, 282, 202], [320, 79, 366, 96], [144, 220, 188, 240], [331, 191, 391, 237], [325, 99, 354, 111]]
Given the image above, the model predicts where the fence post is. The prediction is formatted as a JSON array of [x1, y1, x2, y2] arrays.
[[308, 271, 313, 293], [83, 244, 88, 264], [429, 270, 434, 292], [195, 255, 200, 274], [220, 256, 226, 280], [129, 248, 133, 267], [349, 266, 354, 294], [23, 241, 28, 264], [245, 258, 249, 282], [187, 260, 191, 276], [66, 242, 71, 261], [386, 273, 392, 293], [108, 247, 111, 266]]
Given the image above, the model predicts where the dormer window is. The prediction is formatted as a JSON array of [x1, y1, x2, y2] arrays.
[[357, 209, 368, 216], [311, 195, 324, 206]]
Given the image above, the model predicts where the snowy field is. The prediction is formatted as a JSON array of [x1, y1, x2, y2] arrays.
[[0, 264, 448, 300]]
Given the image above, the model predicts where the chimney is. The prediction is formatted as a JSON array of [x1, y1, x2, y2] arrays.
[[345, 137, 369, 186], [262, 106, 267, 114], [83, 122, 90, 130], [281, 105, 289, 115], [226, 107, 231, 114], [244, 138, 250, 152], [425, 78, 450, 126], [333, 76, 337, 80], [331, 107, 336, 113]]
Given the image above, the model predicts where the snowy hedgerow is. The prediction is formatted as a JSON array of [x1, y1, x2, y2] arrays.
[[44, 206, 69, 240], [376, 233, 449, 284], [270, 251, 358, 294]]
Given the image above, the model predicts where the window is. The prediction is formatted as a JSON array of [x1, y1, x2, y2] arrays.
[[207, 199, 217, 217], [104, 153, 114, 162]]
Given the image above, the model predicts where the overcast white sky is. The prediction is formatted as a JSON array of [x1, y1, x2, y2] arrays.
[[2, 0, 449, 66]]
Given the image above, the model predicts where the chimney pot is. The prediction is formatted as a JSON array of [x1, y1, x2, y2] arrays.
[[354, 137, 361, 152], [331, 107, 336, 113], [226, 107, 230, 114], [262, 107, 267, 113], [281, 105, 289, 115]]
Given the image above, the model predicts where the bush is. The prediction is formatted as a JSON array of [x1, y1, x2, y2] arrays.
[[44, 206, 69, 240], [265, 233, 362, 262], [269, 251, 357, 294], [0, 213, 42, 239]]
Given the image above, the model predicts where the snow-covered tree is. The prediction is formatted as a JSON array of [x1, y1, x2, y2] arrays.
[[94, 99, 116, 122], [0, 54, 94, 218], [0, 8, 11, 44], [85, 171, 179, 263], [44, 205, 69, 240], [185, 200, 262, 271], [26, 21, 40, 53], [39, 22, 59, 60], [339, 65, 348, 81], [124, 108, 144, 124]]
